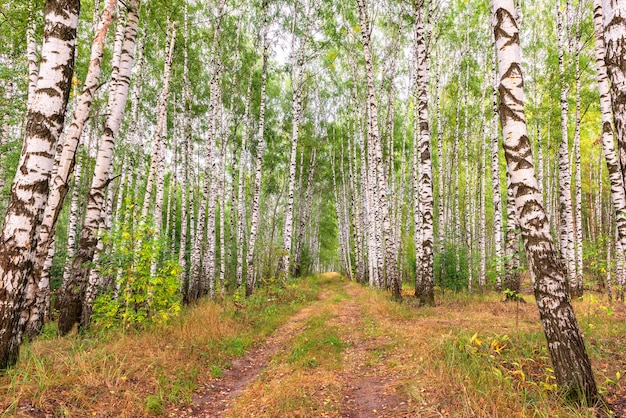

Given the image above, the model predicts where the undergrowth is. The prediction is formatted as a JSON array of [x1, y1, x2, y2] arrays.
[[0, 275, 322, 417]]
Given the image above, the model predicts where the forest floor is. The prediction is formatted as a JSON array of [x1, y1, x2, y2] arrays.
[[3, 273, 626, 417]]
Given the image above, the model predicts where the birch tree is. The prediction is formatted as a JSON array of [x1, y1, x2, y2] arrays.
[[556, 3, 577, 295], [602, 0, 626, 181], [356, 0, 399, 292], [492, 0, 599, 402], [58, 0, 141, 334], [279, 4, 305, 279], [0, 0, 79, 368], [245, 0, 269, 297], [593, 0, 626, 262], [413, 2, 434, 306], [23, 0, 118, 337]]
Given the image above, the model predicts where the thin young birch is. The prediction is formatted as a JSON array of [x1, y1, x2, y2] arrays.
[[356, 0, 398, 291], [491, 56, 504, 291], [58, 0, 141, 334], [556, 2, 577, 294], [245, 1, 269, 297], [236, 72, 254, 288], [279, 6, 303, 278], [179, 4, 191, 296]]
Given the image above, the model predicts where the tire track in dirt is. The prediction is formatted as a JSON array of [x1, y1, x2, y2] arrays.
[[334, 284, 413, 418], [171, 275, 418, 417], [170, 286, 335, 417]]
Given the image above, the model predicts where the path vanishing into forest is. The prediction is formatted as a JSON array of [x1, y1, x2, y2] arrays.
[[169, 273, 421, 417], [163, 273, 626, 418]]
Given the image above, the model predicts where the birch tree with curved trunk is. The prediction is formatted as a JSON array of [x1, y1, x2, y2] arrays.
[[492, 0, 599, 403], [593, 0, 626, 263], [58, 0, 141, 334], [22, 0, 118, 338], [0, 0, 79, 368]]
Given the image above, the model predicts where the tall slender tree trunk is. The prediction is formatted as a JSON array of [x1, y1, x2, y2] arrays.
[[245, 0, 269, 297], [58, 0, 141, 334], [294, 150, 317, 277], [24, 0, 117, 337], [557, 4, 577, 295], [413, 5, 434, 306], [356, 0, 398, 293], [479, 94, 487, 293], [279, 38, 302, 279], [602, 0, 626, 184], [573, 8, 584, 296], [0, 0, 79, 368], [492, 0, 599, 402], [594, 0, 626, 264], [491, 57, 504, 291], [179, 3, 191, 298], [143, 23, 177, 276], [236, 73, 254, 288]]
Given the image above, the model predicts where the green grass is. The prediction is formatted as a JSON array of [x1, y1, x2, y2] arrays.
[[287, 312, 348, 369], [0, 275, 326, 416]]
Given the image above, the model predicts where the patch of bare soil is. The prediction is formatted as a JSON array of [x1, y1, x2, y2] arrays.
[[336, 285, 413, 418], [607, 386, 626, 417], [169, 289, 334, 417]]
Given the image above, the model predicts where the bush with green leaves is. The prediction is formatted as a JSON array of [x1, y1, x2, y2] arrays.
[[92, 215, 181, 330], [434, 242, 469, 292]]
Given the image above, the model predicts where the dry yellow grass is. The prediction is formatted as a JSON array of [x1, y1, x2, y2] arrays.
[[1, 301, 240, 416], [2, 275, 624, 417], [0, 278, 321, 417]]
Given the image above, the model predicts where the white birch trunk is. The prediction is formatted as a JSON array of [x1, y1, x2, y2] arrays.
[[594, 0, 626, 268], [356, 0, 398, 293], [24, 0, 117, 336], [245, 2, 269, 296], [602, 0, 626, 183], [491, 58, 504, 291], [413, 6, 434, 305], [493, 0, 598, 401], [147, 24, 177, 276], [557, 3, 577, 294], [58, 0, 140, 334], [179, 5, 191, 297], [236, 73, 254, 288], [279, 38, 302, 278], [0, 0, 79, 368]]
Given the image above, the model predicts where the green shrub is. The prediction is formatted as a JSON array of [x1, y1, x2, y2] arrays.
[[92, 216, 181, 330]]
